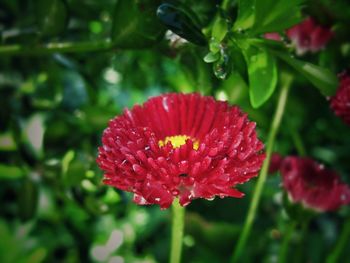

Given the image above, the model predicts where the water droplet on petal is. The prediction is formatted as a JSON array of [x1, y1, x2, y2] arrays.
[[206, 197, 215, 201]]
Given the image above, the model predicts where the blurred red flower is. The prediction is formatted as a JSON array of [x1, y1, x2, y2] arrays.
[[268, 153, 283, 174], [280, 156, 350, 212], [286, 17, 333, 56], [330, 72, 350, 126], [97, 93, 265, 209]]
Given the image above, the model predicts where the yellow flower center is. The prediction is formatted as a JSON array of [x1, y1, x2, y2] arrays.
[[158, 135, 199, 150]]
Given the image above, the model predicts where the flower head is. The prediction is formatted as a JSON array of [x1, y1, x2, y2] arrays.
[[97, 93, 265, 209], [268, 153, 283, 174], [280, 156, 350, 212], [286, 17, 333, 56], [330, 72, 350, 126]]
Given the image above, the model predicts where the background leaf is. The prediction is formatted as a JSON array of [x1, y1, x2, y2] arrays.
[[275, 51, 339, 96], [233, 0, 255, 31], [0, 164, 24, 179], [252, 0, 304, 33], [111, 0, 165, 48]]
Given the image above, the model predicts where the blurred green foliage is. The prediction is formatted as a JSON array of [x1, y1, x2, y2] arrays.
[[1, 0, 350, 262]]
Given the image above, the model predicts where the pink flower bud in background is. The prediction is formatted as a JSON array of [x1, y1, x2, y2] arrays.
[[280, 156, 350, 212], [330, 72, 350, 126], [286, 17, 333, 56]]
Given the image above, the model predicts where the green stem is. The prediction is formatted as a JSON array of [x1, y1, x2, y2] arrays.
[[294, 219, 310, 263], [221, 0, 231, 9], [278, 221, 297, 263], [288, 123, 306, 156], [326, 219, 350, 263], [231, 73, 293, 263], [0, 39, 113, 55], [169, 200, 185, 263]]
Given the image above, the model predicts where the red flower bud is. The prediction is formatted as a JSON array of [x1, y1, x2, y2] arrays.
[[281, 156, 350, 212], [330, 72, 350, 126], [286, 17, 333, 56]]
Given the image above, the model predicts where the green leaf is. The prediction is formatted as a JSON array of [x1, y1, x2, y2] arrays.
[[111, 0, 165, 48], [0, 164, 24, 180], [62, 150, 75, 175], [233, 0, 303, 34], [0, 132, 17, 151], [275, 52, 338, 96], [209, 38, 221, 53], [233, 0, 255, 31], [243, 45, 278, 108], [35, 0, 69, 37], [203, 51, 220, 63], [19, 178, 39, 221], [252, 0, 304, 34], [212, 16, 227, 42], [61, 150, 89, 187]]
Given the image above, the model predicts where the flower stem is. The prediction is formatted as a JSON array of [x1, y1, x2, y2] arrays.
[[289, 126, 307, 156], [294, 219, 310, 263], [278, 221, 297, 263], [221, 0, 231, 10], [326, 218, 350, 263], [231, 73, 293, 263], [169, 200, 185, 263]]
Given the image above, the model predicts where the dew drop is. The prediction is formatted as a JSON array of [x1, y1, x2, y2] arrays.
[[144, 146, 150, 151], [206, 197, 215, 201], [155, 197, 161, 202], [162, 97, 169, 112]]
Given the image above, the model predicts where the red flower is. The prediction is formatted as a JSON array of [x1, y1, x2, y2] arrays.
[[268, 153, 283, 174], [330, 72, 350, 126], [97, 93, 265, 209], [286, 17, 333, 56], [280, 156, 350, 212]]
